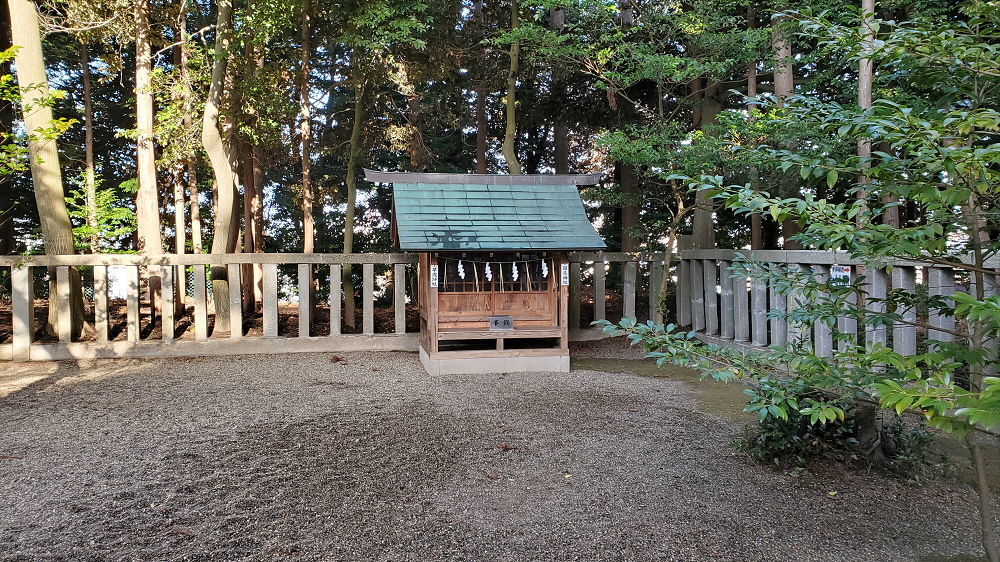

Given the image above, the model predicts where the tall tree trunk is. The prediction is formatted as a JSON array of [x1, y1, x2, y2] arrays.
[[9, 0, 84, 337], [299, 0, 314, 253], [551, 6, 569, 174], [856, 0, 874, 225], [178, 9, 202, 253], [473, 0, 488, 174], [343, 67, 365, 328], [81, 44, 99, 253], [201, 0, 238, 332], [475, 88, 488, 173], [691, 79, 720, 249], [169, 34, 187, 316], [620, 164, 640, 252], [0, 0, 13, 254], [501, 0, 522, 174], [747, 4, 764, 250], [135, 0, 163, 324], [772, 12, 801, 249]]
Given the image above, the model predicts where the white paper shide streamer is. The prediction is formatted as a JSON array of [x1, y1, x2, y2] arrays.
[[458, 260, 465, 279], [541, 259, 548, 279], [512, 262, 519, 281], [485, 263, 493, 281]]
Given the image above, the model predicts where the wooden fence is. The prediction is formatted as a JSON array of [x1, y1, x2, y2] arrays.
[[0, 252, 660, 362], [676, 249, 976, 355]]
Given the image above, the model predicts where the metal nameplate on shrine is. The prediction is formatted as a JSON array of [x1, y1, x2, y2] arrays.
[[489, 315, 514, 331]]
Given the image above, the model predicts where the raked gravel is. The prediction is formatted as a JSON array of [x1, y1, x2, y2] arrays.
[[0, 349, 986, 561]]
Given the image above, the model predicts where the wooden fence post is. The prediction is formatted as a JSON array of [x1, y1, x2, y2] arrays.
[[55, 266, 72, 342], [229, 263, 243, 339], [750, 274, 768, 347], [677, 258, 691, 327], [892, 266, 917, 355], [330, 264, 342, 336], [733, 267, 750, 343], [768, 263, 787, 347], [719, 260, 734, 340], [12, 266, 33, 361], [865, 267, 888, 350], [813, 265, 833, 357], [193, 264, 209, 340], [363, 263, 374, 335], [394, 263, 406, 334], [298, 263, 311, 338], [593, 261, 606, 323], [263, 263, 278, 338], [648, 261, 664, 325], [162, 265, 175, 340], [690, 259, 705, 331], [702, 260, 719, 336], [623, 261, 637, 320], [93, 265, 109, 342], [927, 267, 955, 346], [126, 265, 140, 343]]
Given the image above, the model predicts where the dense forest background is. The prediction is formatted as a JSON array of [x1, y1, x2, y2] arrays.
[[0, 0, 972, 260]]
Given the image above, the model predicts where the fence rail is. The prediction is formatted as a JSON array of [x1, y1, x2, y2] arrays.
[[676, 249, 978, 356], [1, 251, 661, 362]]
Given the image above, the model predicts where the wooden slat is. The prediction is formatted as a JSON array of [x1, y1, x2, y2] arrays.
[[733, 268, 749, 343], [768, 263, 787, 347], [594, 261, 606, 322], [813, 265, 832, 357], [690, 259, 705, 331], [892, 266, 917, 355], [228, 263, 243, 339], [785, 264, 809, 345], [838, 290, 858, 352], [11, 266, 34, 361], [161, 265, 175, 340], [394, 263, 406, 334], [623, 261, 637, 320], [649, 262, 664, 325], [719, 260, 734, 339], [298, 263, 311, 338], [702, 260, 719, 336], [438, 327, 562, 340], [263, 263, 278, 338], [193, 264, 209, 341], [126, 265, 140, 343], [330, 264, 342, 336], [568, 262, 581, 329], [363, 263, 374, 335], [93, 265, 109, 342], [55, 266, 72, 343], [927, 267, 955, 345], [676, 259, 690, 327], [865, 267, 888, 350], [751, 274, 768, 347]]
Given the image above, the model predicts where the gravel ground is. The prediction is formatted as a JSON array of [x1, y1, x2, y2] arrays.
[[0, 346, 987, 561]]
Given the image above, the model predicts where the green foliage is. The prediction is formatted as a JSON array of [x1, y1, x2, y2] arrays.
[[738, 377, 858, 468], [65, 175, 136, 253], [0, 47, 76, 177]]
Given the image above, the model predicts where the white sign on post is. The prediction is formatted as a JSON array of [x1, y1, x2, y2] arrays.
[[560, 263, 570, 286], [831, 265, 851, 285], [430, 264, 439, 288]]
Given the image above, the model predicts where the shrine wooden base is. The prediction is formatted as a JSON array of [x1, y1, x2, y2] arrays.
[[419, 346, 570, 375]]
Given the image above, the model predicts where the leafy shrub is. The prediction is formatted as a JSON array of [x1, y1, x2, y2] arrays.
[[736, 376, 858, 468]]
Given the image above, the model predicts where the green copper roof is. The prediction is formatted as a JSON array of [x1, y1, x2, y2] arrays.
[[364, 170, 607, 252]]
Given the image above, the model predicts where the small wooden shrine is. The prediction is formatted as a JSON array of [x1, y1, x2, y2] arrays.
[[364, 170, 606, 375]]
